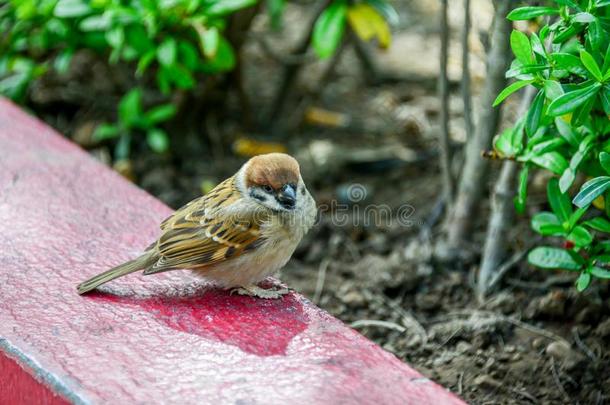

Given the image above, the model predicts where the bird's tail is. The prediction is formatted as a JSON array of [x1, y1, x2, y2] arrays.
[[77, 251, 158, 295]]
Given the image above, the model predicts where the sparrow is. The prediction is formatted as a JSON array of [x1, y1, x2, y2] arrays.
[[77, 153, 317, 299]]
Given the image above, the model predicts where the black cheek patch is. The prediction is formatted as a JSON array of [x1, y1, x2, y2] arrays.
[[250, 190, 267, 202], [301, 187, 306, 196]]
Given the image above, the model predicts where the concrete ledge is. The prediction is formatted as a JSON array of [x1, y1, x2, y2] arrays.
[[0, 98, 464, 404]]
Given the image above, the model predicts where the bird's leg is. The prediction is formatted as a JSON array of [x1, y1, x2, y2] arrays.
[[230, 284, 290, 299]]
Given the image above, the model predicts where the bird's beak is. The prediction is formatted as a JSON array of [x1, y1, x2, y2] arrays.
[[277, 184, 296, 209]]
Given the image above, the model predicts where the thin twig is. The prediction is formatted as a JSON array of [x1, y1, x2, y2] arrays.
[[549, 358, 571, 403], [313, 257, 330, 304], [572, 327, 598, 362], [439, 0, 454, 206], [486, 236, 542, 291], [446, 0, 513, 247], [428, 310, 571, 347], [351, 319, 407, 332], [252, 34, 316, 66], [267, 0, 330, 126], [461, 0, 475, 140]]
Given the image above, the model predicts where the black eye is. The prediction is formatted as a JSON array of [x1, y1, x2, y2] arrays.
[[262, 185, 273, 193]]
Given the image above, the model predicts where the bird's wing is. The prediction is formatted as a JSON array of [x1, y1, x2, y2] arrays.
[[144, 177, 267, 275]]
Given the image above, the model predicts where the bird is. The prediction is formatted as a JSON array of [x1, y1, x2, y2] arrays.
[[77, 153, 317, 299]]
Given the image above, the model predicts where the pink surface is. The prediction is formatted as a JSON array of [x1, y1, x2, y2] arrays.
[[0, 98, 465, 404]]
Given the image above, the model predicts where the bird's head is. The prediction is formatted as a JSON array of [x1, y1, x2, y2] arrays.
[[241, 153, 302, 212]]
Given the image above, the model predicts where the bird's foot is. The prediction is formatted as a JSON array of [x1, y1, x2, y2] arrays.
[[230, 285, 290, 299]]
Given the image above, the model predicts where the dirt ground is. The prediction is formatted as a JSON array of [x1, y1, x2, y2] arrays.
[[27, 1, 610, 404]]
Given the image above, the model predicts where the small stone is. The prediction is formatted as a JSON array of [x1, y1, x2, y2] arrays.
[[473, 374, 502, 389], [546, 341, 585, 371], [456, 341, 472, 354], [531, 337, 546, 350], [341, 290, 366, 307]]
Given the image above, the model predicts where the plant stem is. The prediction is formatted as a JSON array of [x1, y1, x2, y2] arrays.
[[477, 85, 535, 299], [267, 0, 330, 130], [446, 0, 514, 250], [461, 0, 475, 140], [439, 0, 454, 206]]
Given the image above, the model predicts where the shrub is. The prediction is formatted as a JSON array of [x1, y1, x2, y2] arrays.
[[494, 0, 610, 291]]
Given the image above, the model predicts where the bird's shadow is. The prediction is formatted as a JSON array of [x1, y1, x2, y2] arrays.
[[85, 279, 309, 357]]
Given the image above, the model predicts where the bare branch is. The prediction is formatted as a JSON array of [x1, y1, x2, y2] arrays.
[[461, 0, 475, 140], [445, 0, 515, 250], [439, 0, 454, 206]]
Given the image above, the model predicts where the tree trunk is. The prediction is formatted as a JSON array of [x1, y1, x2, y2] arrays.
[[446, 0, 514, 249]]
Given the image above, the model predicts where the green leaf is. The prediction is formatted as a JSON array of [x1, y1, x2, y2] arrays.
[[544, 80, 564, 101], [531, 212, 563, 235], [145, 104, 176, 125], [590, 266, 610, 279], [118, 89, 142, 127], [157, 38, 177, 67], [600, 152, 610, 174], [136, 50, 156, 77], [572, 12, 595, 23], [583, 217, 610, 232], [92, 124, 120, 141], [600, 86, 610, 115], [201, 37, 235, 72], [551, 53, 587, 76], [515, 165, 529, 214], [554, 117, 579, 147], [79, 14, 112, 31], [548, 177, 572, 221], [507, 6, 559, 21], [205, 0, 258, 16], [312, 0, 348, 59], [580, 49, 603, 81], [266, 0, 285, 29], [567, 206, 588, 229], [199, 27, 219, 59], [526, 90, 545, 137], [576, 272, 592, 291], [528, 247, 582, 270], [147, 128, 169, 153], [510, 30, 534, 65], [105, 27, 125, 49], [366, 0, 400, 26], [493, 80, 533, 107], [573, 176, 610, 207], [568, 225, 594, 247], [115, 133, 131, 160], [54, 0, 91, 17], [559, 168, 576, 192], [547, 82, 602, 116], [530, 152, 569, 175]]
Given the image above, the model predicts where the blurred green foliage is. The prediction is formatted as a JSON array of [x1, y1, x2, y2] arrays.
[[0, 0, 258, 153], [0, 0, 397, 156], [494, 0, 610, 291]]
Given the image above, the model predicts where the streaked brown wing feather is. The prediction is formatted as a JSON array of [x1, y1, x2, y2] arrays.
[[144, 176, 267, 275]]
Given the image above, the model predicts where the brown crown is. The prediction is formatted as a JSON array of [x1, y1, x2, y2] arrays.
[[245, 153, 300, 190]]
